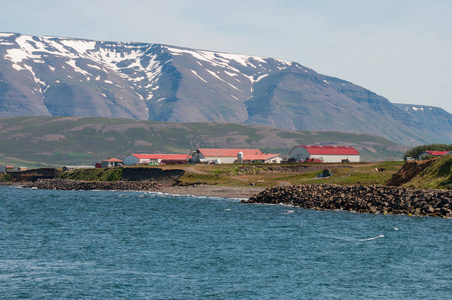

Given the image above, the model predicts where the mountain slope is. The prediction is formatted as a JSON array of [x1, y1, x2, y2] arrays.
[[1, 33, 451, 145], [0, 116, 407, 167]]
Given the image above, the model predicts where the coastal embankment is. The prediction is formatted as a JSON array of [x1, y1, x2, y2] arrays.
[[243, 184, 452, 217], [28, 179, 162, 191], [20, 179, 263, 199]]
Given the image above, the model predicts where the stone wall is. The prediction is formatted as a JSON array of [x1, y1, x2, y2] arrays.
[[243, 184, 452, 217], [28, 179, 161, 191]]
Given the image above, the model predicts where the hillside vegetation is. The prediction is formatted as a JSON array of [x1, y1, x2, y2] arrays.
[[0, 116, 407, 168], [402, 155, 452, 190], [404, 144, 452, 159], [54, 161, 404, 188]]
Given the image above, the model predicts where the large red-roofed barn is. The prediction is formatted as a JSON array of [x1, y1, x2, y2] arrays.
[[289, 145, 360, 163]]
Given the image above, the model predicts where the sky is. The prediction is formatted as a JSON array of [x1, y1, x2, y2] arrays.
[[1, 0, 451, 113]]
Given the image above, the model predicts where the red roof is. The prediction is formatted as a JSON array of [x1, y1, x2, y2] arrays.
[[424, 151, 451, 156], [198, 148, 262, 157], [300, 145, 359, 155], [131, 154, 191, 160], [103, 157, 123, 162], [243, 154, 282, 161]]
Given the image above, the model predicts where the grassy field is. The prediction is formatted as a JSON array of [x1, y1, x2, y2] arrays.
[[402, 155, 452, 190], [57, 161, 405, 188], [175, 161, 405, 188]]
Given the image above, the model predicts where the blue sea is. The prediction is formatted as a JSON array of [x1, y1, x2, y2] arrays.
[[0, 186, 450, 299]]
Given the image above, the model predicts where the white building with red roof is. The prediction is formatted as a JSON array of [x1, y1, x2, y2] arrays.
[[192, 148, 262, 164], [123, 154, 191, 165], [289, 145, 360, 163], [191, 148, 286, 164], [101, 157, 124, 168], [418, 151, 452, 160]]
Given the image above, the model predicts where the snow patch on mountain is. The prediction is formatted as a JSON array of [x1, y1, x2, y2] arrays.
[[0, 33, 15, 38], [66, 59, 92, 77], [191, 70, 208, 83], [23, 64, 45, 87], [205, 69, 242, 91], [255, 74, 269, 82], [60, 39, 96, 54]]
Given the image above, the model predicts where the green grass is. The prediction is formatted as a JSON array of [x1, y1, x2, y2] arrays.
[[176, 162, 404, 188], [58, 168, 123, 181], [404, 155, 452, 189]]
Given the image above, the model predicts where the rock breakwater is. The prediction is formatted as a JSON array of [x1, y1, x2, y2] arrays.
[[29, 179, 161, 191], [243, 184, 452, 217]]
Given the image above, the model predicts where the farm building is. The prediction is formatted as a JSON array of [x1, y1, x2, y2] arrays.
[[289, 145, 360, 163], [191, 148, 263, 164], [101, 158, 124, 168], [418, 151, 452, 160], [123, 154, 191, 165], [242, 153, 288, 164], [190, 148, 286, 164]]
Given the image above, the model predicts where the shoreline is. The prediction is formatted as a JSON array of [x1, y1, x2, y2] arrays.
[[4, 180, 452, 217], [158, 185, 266, 199], [4, 180, 265, 200]]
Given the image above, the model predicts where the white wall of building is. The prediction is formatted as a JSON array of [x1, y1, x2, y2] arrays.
[[289, 147, 360, 163], [196, 156, 237, 164], [270, 156, 286, 163], [244, 155, 286, 164], [309, 154, 360, 163], [191, 152, 238, 164]]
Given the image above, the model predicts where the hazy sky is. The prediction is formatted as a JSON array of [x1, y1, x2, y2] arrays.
[[2, 0, 451, 113]]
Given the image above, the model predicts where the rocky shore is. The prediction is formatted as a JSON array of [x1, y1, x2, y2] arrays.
[[28, 179, 162, 191], [21, 179, 263, 199], [243, 184, 452, 217]]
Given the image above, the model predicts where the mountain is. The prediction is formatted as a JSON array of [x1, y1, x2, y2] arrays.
[[1, 32, 451, 145], [0, 116, 407, 168]]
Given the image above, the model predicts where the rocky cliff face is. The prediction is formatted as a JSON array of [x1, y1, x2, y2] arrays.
[[1, 32, 451, 145]]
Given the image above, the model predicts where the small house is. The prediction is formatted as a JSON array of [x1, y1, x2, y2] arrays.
[[242, 153, 288, 164], [101, 158, 124, 168]]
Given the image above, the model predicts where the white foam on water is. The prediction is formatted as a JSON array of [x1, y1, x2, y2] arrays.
[[358, 235, 384, 242]]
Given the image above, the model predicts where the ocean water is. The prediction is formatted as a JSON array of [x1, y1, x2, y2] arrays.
[[0, 186, 450, 299]]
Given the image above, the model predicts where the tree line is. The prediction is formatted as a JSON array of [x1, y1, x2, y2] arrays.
[[405, 144, 452, 160]]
